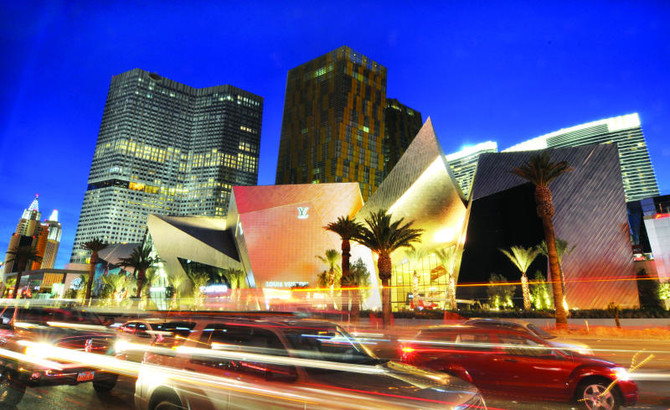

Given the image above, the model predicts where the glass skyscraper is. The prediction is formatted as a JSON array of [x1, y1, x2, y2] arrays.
[[504, 113, 658, 202], [384, 99, 423, 177], [445, 141, 499, 199], [71, 69, 262, 263], [275, 46, 387, 200]]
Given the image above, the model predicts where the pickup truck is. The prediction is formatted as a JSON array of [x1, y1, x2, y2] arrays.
[[0, 305, 119, 406]]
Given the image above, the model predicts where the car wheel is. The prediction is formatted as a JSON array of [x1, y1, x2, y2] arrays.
[[0, 369, 25, 406], [577, 379, 621, 410], [152, 391, 185, 410], [92, 374, 118, 393]]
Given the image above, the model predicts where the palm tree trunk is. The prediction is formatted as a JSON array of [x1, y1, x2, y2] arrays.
[[542, 216, 568, 328], [12, 271, 23, 299], [12, 259, 27, 299], [341, 241, 351, 315], [85, 253, 97, 301], [350, 287, 360, 324], [447, 272, 458, 311], [521, 273, 531, 310], [136, 269, 145, 299], [378, 253, 392, 328]]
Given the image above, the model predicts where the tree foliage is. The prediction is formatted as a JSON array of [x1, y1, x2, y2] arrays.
[[487, 273, 515, 310]]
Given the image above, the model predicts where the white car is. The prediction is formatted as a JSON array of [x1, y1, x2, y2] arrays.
[[135, 315, 486, 409], [115, 318, 196, 362]]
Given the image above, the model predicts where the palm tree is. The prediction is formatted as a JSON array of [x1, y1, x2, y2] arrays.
[[102, 272, 132, 306], [317, 249, 341, 308], [324, 216, 363, 317], [404, 247, 426, 310], [434, 246, 460, 311], [539, 238, 575, 304], [187, 271, 209, 309], [354, 209, 423, 328], [168, 274, 186, 310], [499, 245, 541, 310], [82, 238, 108, 302], [511, 151, 572, 328], [5, 245, 43, 299], [224, 267, 246, 308], [118, 244, 160, 299]]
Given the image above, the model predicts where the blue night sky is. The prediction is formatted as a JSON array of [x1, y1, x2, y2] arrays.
[[1, 1, 669, 269]]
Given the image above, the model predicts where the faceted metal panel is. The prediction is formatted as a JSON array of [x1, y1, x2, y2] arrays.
[[466, 144, 638, 309], [227, 183, 364, 287], [359, 118, 468, 261], [146, 214, 243, 290]]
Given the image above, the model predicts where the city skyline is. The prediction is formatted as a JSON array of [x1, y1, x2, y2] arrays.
[[1, 2, 668, 269]]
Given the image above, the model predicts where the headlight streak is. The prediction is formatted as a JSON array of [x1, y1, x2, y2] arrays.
[[175, 345, 387, 375], [0, 345, 64, 370], [46, 321, 110, 332]]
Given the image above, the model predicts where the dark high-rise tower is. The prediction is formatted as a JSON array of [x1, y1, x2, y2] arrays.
[[71, 69, 263, 263], [383, 99, 423, 177], [275, 46, 387, 200]]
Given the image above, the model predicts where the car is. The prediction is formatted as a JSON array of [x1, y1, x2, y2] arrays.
[[463, 318, 594, 355], [135, 314, 486, 409], [400, 324, 638, 409], [0, 305, 119, 406], [115, 318, 196, 362]]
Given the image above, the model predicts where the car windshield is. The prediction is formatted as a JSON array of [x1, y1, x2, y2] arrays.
[[283, 325, 379, 365], [527, 323, 556, 340]]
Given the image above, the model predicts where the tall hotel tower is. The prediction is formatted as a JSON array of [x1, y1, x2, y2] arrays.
[[275, 46, 387, 200], [384, 99, 423, 177], [71, 69, 262, 263], [445, 141, 499, 199], [504, 113, 658, 202], [3, 196, 61, 275]]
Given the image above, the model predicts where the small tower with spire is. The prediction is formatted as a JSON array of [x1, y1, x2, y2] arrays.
[[3, 195, 62, 277]]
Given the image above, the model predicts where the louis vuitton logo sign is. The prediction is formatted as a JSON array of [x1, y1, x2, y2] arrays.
[[297, 207, 309, 219]]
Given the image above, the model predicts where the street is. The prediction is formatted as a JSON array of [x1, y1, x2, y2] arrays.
[[13, 336, 670, 410]]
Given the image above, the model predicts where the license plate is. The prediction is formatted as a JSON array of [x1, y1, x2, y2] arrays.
[[77, 371, 95, 382]]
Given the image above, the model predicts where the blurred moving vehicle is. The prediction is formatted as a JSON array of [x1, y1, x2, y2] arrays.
[[115, 318, 196, 362], [401, 324, 637, 410], [0, 306, 119, 406], [135, 315, 485, 409], [464, 318, 594, 355]]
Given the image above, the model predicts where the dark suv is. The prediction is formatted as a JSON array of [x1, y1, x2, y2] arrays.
[[401, 324, 638, 410], [0, 305, 119, 406]]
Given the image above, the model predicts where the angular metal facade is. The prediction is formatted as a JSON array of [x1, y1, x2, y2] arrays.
[[358, 118, 469, 310], [227, 183, 364, 288], [461, 144, 639, 309]]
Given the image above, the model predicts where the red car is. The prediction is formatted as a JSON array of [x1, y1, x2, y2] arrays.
[[400, 324, 638, 410]]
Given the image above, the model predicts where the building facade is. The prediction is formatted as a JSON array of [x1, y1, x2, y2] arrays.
[[504, 113, 659, 202], [383, 99, 423, 177], [629, 195, 670, 283], [3, 196, 61, 276], [445, 141, 498, 199], [460, 145, 639, 309], [71, 69, 263, 263], [275, 46, 387, 200]]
